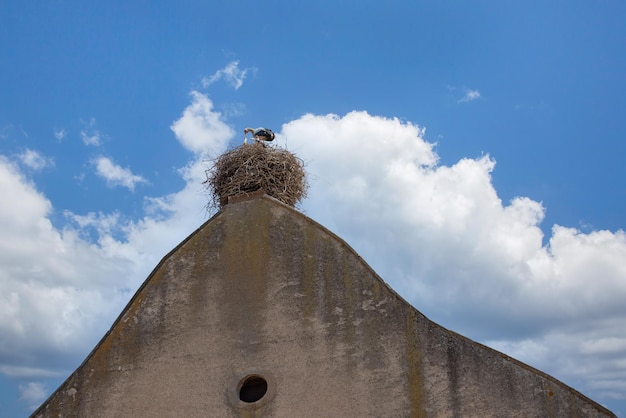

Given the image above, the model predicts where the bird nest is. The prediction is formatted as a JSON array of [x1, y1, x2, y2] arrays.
[[204, 142, 308, 210]]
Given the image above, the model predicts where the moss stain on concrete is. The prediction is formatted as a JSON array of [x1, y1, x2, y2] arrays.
[[406, 310, 426, 418], [187, 218, 222, 323], [301, 225, 316, 319], [220, 202, 272, 346]]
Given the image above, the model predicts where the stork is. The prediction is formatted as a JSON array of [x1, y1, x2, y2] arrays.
[[244, 127, 275, 144]]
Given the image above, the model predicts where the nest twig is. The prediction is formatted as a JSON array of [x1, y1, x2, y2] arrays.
[[204, 142, 308, 210]]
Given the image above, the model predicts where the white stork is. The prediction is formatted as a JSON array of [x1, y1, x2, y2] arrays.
[[244, 127, 275, 144]]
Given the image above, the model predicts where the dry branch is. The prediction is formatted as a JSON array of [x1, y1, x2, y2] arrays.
[[204, 142, 308, 210]]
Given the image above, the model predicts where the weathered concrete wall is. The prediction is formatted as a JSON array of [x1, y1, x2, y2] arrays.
[[32, 195, 615, 418]]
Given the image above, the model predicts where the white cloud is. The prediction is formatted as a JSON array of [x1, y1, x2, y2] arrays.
[[278, 111, 626, 403], [0, 96, 235, 395], [19, 382, 48, 411], [458, 89, 481, 103], [170, 91, 234, 155], [0, 156, 135, 378], [53, 128, 66, 142], [18, 149, 54, 171], [80, 118, 102, 146], [93, 156, 148, 191], [201, 60, 253, 90]]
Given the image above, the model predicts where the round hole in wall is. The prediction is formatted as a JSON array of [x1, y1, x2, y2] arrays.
[[239, 375, 268, 403]]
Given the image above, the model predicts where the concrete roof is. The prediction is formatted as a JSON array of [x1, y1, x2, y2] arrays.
[[32, 193, 616, 417]]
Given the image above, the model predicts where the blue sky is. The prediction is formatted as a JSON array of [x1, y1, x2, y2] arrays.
[[1, 1, 625, 416]]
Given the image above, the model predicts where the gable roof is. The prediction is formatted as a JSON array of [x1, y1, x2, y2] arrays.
[[32, 193, 616, 417]]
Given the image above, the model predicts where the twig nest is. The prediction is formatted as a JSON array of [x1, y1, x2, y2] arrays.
[[204, 142, 308, 209]]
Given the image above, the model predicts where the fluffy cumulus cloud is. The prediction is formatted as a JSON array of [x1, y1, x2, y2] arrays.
[[170, 91, 234, 154], [1, 99, 625, 413], [93, 156, 148, 191], [278, 111, 626, 406], [0, 94, 232, 411], [0, 157, 136, 381]]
